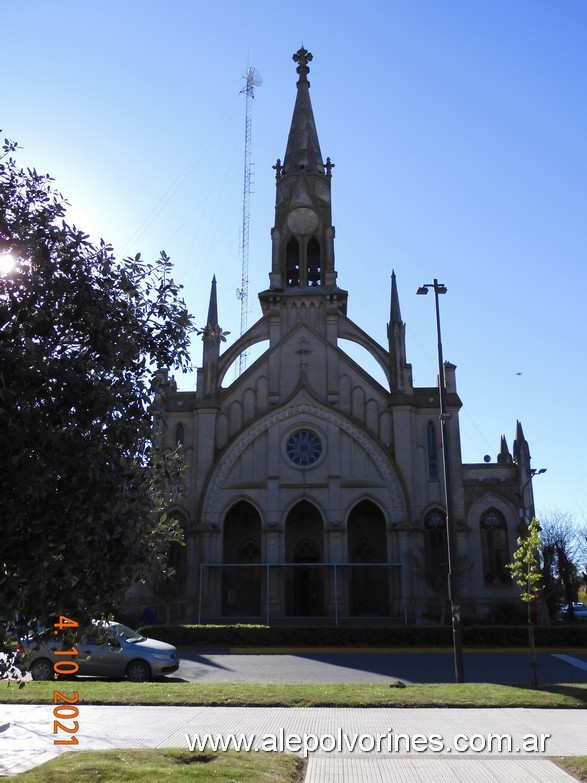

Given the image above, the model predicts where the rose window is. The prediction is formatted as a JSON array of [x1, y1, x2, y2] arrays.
[[285, 429, 323, 467]]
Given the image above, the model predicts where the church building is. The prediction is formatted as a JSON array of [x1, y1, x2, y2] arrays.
[[150, 48, 537, 626]]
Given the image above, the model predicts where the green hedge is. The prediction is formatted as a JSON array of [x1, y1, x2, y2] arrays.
[[137, 623, 587, 648]]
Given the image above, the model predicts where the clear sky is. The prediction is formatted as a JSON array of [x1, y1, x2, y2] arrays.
[[3, 0, 586, 525]]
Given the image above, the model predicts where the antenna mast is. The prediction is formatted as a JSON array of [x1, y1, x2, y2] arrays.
[[237, 66, 262, 375]]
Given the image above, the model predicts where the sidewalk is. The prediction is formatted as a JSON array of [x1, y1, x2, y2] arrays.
[[2, 704, 586, 780]]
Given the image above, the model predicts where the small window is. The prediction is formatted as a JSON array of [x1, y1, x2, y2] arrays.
[[286, 238, 300, 286], [307, 237, 321, 286], [427, 420, 439, 481], [175, 423, 185, 446], [239, 539, 261, 563], [352, 539, 377, 562], [295, 538, 320, 562]]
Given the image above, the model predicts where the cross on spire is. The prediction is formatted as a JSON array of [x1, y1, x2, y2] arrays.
[[293, 47, 312, 83]]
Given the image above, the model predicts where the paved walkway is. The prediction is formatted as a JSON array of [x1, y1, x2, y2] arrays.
[[2, 704, 586, 780]]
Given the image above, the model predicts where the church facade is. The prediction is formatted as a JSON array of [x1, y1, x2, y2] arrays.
[[149, 49, 537, 626]]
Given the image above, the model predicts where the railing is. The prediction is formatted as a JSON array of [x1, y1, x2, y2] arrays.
[[198, 562, 407, 626]]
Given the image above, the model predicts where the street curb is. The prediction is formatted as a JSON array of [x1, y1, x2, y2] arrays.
[[229, 646, 587, 655]]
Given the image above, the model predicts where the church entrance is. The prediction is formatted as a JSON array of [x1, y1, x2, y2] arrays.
[[348, 500, 389, 617], [285, 501, 325, 617], [222, 501, 262, 617], [293, 539, 321, 616]]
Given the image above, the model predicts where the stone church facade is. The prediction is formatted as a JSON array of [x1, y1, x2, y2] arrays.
[[147, 49, 537, 625]]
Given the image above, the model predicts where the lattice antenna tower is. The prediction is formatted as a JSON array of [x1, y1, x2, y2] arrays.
[[236, 66, 262, 375]]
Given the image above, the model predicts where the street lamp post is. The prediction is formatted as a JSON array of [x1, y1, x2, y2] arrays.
[[417, 279, 464, 683], [519, 468, 547, 526]]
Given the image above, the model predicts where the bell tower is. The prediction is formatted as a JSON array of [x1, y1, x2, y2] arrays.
[[259, 48, 347, 317]]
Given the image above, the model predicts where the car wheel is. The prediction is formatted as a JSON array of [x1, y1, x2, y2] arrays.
[[30, 658, 54, 681], [126, 660, 150, 683]]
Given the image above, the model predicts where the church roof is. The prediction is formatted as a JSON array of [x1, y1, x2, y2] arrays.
[[283, 47, 324, 174]]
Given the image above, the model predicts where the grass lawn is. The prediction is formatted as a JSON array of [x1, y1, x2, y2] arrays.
[[5, 682, 586, 781], [2, 680, 587, 708], [556, 756, 587, 781], [10, 749, 304, 782], [8, 748, 587, 782]]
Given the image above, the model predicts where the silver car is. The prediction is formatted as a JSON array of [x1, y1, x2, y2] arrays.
[[18, 621, 179, 682]]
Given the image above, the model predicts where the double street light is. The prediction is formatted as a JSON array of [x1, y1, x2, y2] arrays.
[[417, 279, 464, 683]]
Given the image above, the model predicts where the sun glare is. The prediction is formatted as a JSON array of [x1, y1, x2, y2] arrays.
[[0, 253, 16, 274]]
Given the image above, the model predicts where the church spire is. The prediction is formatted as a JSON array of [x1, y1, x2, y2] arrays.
[[283, 47, 324, 174], [390, 269, 402, 324], [206, 275, 218, 328], [388, 271, 413, 395], [200, 275, 220, 397], [261, 48, 345, 306]]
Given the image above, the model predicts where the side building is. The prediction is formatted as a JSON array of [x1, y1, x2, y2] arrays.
[[140, 48, 537, 626]]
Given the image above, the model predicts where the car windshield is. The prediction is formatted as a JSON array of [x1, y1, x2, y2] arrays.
[[101, 622, 146, 643]]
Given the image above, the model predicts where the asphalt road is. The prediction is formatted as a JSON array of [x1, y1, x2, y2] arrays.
[[172, 649, 587, 685]]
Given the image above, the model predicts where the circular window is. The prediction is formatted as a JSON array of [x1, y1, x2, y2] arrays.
[[285, 429, 323, 467]]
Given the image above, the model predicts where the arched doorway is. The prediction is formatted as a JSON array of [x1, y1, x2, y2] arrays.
[[222, 501, 262, 617], [348, 500, 389, 616], [285, 501, 324, 616]]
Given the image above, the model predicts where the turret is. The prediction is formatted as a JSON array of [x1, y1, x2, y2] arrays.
[[387, 271, 413, 394], [497, 435, 512, 465], [200, 276, 220, 397]]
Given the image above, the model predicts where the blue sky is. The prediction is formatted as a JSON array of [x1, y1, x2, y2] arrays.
[[3, 0, 586, 524]]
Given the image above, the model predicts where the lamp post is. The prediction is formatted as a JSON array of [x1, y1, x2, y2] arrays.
[[519, 468, 547, 526], [417, 279, 464, 683]]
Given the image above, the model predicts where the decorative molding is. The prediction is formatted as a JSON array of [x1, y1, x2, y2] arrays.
[[203, 403, 405, 524]]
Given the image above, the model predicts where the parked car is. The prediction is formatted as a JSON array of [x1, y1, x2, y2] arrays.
[[18, 620, 179, 682], [558, 603, 587, 622]]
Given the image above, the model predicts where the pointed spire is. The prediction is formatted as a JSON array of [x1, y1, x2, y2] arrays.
[[497, 435, 512, 465], [387, 271, 413, 395], [390, 270, 402, 324], [513, 419, 530, 468], [283, 47, 324, 174], [206, 275, 218, 328]]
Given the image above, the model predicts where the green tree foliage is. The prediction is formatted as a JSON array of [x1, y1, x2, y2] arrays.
[[507, 517, 542, 686], [508, 517, 542, 603], [0, 137, 195, 636]]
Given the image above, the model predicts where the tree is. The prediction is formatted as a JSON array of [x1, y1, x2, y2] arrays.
[[539, 508, 584, 620], [0, 136, 195, 647], [507, 517, 542, 686]]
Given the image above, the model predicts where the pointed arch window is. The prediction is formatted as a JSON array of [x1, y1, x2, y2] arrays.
[[175, 422, 185, 446], [427, 420, 439, 481], [307, 237, 321, 286], [286, 238, 300, 287], [480, 508, 510, 585], [424, 508, 447, 576]]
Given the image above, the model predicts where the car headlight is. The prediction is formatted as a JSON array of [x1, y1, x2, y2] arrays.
[[152, 653, 174, 661]]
